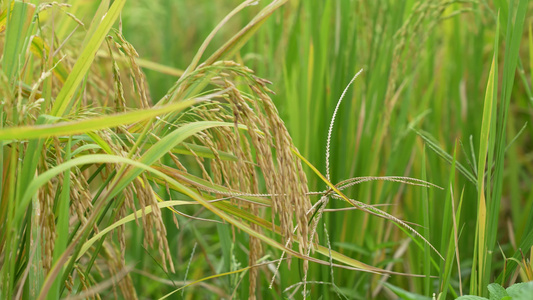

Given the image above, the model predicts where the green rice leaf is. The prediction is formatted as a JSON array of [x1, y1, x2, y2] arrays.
[[0, 99, 196, 140], [50, 0, 126, 117]]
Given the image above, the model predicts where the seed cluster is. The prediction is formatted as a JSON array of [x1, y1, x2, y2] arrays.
[[171, 61, 314, 295]]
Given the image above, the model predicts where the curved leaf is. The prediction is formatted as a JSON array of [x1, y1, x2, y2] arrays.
[[0, 100, 196, 140]]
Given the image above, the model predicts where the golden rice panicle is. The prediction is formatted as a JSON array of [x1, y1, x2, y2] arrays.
[[110, 32, 151, 108], [116, 202, 127, 262], [102, 242, 138, 300], [249, 218, 262, 300], [216, 74, 265, 298], [133, 175, 175, 273], [70, 171, 94, 226], [202, 133, 226, 185], [76, 266, 94, 299], [250, 84, 312, 254], [209, 62, 312, 255], [105, 37, 127, 112]]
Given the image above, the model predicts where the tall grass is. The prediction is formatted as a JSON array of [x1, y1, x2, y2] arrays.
[[242, 1, 532, 298], [1, 0, 533, 299]]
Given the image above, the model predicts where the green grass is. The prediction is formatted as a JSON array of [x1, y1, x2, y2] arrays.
[[1, 0, 532, 299]]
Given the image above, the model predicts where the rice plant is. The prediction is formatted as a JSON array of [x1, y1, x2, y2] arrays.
[[1, 0, 532, 299]]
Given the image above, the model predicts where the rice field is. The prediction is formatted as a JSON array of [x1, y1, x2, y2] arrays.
[[1, 0, 533, 299]]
